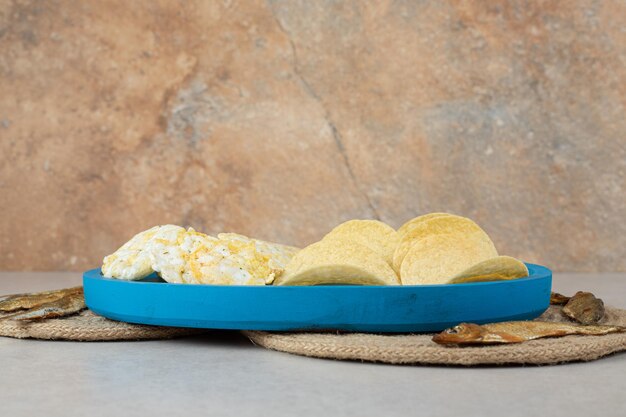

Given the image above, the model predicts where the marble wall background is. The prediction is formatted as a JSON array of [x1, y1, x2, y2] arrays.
[[0, 0, 624, 272]]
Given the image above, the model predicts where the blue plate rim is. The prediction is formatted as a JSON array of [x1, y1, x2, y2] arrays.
[[83, 262, 550, 289]]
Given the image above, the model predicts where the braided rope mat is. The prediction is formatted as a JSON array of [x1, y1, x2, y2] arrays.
[[0, 310, 204, 341], [244, 306, 626, 365], [2, 303, 625, 365]]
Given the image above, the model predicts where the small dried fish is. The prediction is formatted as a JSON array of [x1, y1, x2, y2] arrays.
[[550, 292, 571, 305], [562, 291, 605, 325], [0, 287, 85, 321], [432, 321, 624, 345], [0, 288, 71, 311]]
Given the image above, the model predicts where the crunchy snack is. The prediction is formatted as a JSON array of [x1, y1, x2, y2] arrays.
[[392, 214, 497, 273], [103, 226, 298, 285], [275, 240, 400, 286], [448, 256, 529, 284], [101, 212, 531, 287], [155, 229, 283, 285], [396, 212, 451, 238], [218, 232, 299, 282], [321, 219, 399, 266], [400, 232, 498, 285], [102, 225, 186, 280]]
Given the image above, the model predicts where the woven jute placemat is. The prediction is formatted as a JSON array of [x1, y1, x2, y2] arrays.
[[2, 300, 625, 365], [244, 306, 626, 365], [0, 310, 204, 341]]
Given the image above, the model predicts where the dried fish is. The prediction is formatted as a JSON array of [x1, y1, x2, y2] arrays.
[[562, 291, 605, 325], [0, 288, 71, 311], [432, 321, 624, 345], [0, 287, 85, 321], [550, 292, 571, 305]]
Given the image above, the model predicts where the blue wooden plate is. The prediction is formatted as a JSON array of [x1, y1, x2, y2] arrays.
[[83, 263, 551, 333]]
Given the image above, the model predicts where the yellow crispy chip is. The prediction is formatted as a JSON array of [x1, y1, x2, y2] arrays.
[[274, 240, 400, 286], [448, 256, 529, 284], [321, 219, 399, 266], [392, 214, 496, 272], [396, 212, 452, 238], [400, 232, 498, 285]]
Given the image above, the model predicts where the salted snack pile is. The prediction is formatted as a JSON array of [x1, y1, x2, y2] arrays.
[[102, 213, 528, 286], [103, 226, 299, 285], [276, 213, 528, 286]]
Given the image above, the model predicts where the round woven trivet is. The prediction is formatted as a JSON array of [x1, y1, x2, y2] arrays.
[[0, 310, 204, 341], [244, 306, 626, 365]]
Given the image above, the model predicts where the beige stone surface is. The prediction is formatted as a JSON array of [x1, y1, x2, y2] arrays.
[[0, 0, 624, 272]]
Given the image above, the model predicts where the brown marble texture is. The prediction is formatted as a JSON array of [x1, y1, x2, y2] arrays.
[[0, 0, 624, 272]]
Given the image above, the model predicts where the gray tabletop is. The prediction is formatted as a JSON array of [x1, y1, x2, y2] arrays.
[[1, 272, 624, 417]]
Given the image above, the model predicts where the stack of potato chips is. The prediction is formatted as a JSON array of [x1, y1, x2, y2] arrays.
[[275, 213, 528, 286]]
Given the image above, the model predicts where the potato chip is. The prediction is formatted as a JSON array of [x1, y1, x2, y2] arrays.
[[400, 232, 498, 285], [396, 212, 452, 238], [321, 219, 399, 266], [274, 240, 400, 286], [392, 214, 496, 272], [448, 256, 529, 284]]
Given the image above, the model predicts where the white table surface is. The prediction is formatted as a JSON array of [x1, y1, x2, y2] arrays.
[[1, 272, 624, 417]]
